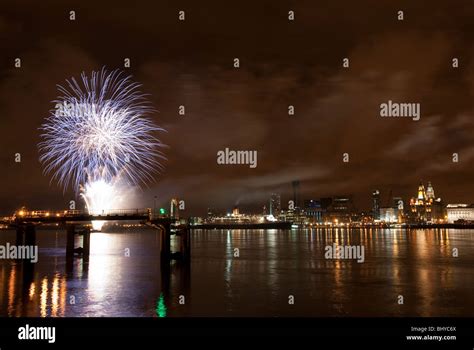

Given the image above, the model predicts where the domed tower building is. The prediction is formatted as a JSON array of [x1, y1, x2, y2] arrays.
[[409, 181, 444, 224], [426, 182, 435, 202], [417, 183, 427, 203]]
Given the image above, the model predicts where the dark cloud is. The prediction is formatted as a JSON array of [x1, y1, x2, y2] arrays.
[[2, 1, 474, 215]]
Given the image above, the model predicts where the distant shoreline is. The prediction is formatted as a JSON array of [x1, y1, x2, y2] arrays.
[[2, 222, 474, 231]]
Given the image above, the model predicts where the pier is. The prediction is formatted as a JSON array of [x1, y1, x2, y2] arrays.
[[7, 208, 191, 263]]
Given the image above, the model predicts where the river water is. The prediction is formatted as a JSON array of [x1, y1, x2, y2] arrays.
[[0, 228, 473, 317]]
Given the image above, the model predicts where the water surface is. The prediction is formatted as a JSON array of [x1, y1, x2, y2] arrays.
[[0, 228, 473, 317]]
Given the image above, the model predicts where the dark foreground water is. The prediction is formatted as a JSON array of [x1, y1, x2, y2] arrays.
[[0, 228, 473, 317]]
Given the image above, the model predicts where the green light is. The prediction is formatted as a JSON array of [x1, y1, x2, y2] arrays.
[[159, 208, 166, 215], [156, 293, 167, 317]]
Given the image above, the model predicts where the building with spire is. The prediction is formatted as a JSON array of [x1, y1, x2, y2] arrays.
[[426, 181, 435, 201], [409, 181, 445, 223]]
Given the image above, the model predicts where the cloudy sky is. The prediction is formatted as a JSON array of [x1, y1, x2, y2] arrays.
[[1, 0, 474, 215]]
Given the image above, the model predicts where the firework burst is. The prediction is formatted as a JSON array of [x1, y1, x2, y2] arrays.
[[39, 68, 166, 228]]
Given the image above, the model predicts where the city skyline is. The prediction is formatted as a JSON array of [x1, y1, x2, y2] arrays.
[[0, 178, 472, 217]]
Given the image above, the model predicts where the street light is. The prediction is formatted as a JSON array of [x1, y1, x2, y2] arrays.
[[154, 196, 157, 219]]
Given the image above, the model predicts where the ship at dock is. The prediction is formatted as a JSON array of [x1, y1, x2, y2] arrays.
[[189, 206, 292, 230], [190, 221, 292, 230]]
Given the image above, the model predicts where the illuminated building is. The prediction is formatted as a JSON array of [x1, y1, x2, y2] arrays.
[[304, 199, 323, 223], [379, 207, 397, 223], [372, 190, 380, 221], [392, 196, 404, 223], [432, 198, 445, 222], [188, 217, 204, 225], [426, 182, 435, 200], [409, 181, 444, 223], [446, 204, 474, 223], [324, 196, 354, 223], [269, 193, 281, 216]]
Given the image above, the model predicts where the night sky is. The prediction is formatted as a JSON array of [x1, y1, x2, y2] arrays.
[[2, 0, 474, 215]]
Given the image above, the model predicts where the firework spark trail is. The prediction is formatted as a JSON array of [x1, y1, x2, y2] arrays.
[[39, 68, 166, 228]]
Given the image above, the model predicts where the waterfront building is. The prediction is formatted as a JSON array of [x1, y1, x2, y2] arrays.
[[324, 196, 354, 224], [379, 207, 397, 223], [279, 208, 309, 226], [392, 196, 405, 223], [409, 182, 444, 223], [189, 216, 204, 225], [320, 197, 333, 212], [303, 199, 323, 223], [446, 204, 474, 223], [432, 198, 445, 223]]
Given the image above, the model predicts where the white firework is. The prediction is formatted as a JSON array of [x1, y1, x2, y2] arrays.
[[39, 68, 166, 229]]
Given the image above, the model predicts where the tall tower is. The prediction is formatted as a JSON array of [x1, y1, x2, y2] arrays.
[[292, 180, 300, 210], [426, 181, 435, 201], [372, 190, 380, 220], [270, 193, 281, 216], [417, 183, 426, 201]]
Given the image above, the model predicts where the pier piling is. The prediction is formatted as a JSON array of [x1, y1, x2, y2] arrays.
[[159, 223, 171, 261], [66, 225, 75, 259], [24, 225, 36, 247], [16, 227, 24, 246], [82, 228, 90, 262]]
